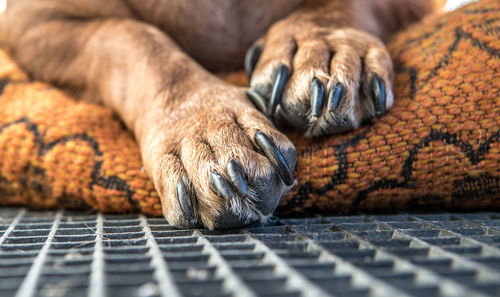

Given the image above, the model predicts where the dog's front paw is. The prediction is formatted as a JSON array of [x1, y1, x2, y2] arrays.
[[143, 87, 296, 229], [246, 23, 394, 137]]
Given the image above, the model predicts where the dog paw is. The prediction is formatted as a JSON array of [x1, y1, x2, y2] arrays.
[[143, 87, 296, 229], [246, 24, 394, 137]]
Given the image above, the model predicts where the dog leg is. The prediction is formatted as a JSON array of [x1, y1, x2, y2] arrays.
[[1, 0, 297, 229], [246, 0, 441, 137]]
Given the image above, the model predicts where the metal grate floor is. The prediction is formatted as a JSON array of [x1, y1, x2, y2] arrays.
[[0, 208, 500, 297]]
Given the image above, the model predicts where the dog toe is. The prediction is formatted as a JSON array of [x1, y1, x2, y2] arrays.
[[244, 44, 263, 80], [151, 154, 201, 228], [209, 171, 234, 201], [226, 159, 249, 196], [310, 77, 326, 118], [327, 82, 346, 113], [176, 179, 197, 226], [268, 65, 289, 118], [254, 131, 294, 186], [371, 73, 387, 116]]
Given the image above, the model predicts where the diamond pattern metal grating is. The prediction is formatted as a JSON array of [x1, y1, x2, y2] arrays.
[[0, 208, 499, 297]]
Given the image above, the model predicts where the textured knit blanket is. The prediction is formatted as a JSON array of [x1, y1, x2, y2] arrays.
[[0, 0, 498, 216]]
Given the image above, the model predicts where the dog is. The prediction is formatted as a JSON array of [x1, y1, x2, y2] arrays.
[[0, 0, 443, 229]]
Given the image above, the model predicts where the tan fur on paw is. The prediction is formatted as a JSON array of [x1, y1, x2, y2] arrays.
[[247, 22, 394, 137], [142, 85, 296, 229]]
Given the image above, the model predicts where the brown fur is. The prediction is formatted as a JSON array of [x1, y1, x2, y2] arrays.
[[0, 0, 443, 228]]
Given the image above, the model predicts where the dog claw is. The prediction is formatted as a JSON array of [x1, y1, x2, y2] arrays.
[[245, 89, 267, 114], [226, 160, 248, 196], [268, 65, 288, 117], [244, 45, 263, 80], [254, 131, 294, 186], [327, 82, 345, 112], [176, 180, 195, 224], [310, 78, 325, 118], [209, 172, 234, 200], [371, 73, 386, 116]]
